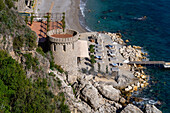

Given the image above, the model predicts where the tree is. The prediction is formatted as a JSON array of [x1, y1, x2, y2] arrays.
[[25, 16, 28, 24], [61, 12, 66, 32], [90, 55, 96, 65], [46, 13, 51, 32], [30, 13, 35, 25], [0, 0, 5, 11], [89, 44, 95, 53]]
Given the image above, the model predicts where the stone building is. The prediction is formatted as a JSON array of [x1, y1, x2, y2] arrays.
[[47, 29, 89, 75]]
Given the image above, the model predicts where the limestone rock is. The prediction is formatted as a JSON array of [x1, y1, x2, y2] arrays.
[[120, 97, 126, 104], [144, 104, 162, 113], [114, 102, 122, 109], [97, 103, 116, 113], [116, 74, 130, 87], [34, 52, 50, 73], [74, 101, 93, 113], [97, 85, 120, 102], [81, 84, 104, 110], [67, 74, 78, 84], [121, 104, 143, 113]]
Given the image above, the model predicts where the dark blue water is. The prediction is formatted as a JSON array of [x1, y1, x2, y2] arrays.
[[80, 0, 170, 112]]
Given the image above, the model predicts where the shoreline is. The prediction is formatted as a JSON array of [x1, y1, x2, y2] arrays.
[[66, 0, 87, 33]]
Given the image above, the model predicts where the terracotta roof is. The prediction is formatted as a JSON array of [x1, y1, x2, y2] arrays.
[[51, 34, 73, 38]]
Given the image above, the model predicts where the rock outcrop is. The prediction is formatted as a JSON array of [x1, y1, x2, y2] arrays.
[[121, 104, 143, 113], [144, 104, 162, 113], [119, 45, 143, 61], [81, 84, 104, 110], [97, 84, 120, 102], [98, 103, 116, 113]]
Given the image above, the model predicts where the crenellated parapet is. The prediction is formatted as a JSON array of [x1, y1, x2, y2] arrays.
[[47, 29, 78, 44]]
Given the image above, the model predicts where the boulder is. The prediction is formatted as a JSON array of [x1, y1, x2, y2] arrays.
[[97, 103, 116, 113], [81, 84, 104, 110], [144, 104, 162, 113], [67, 74, 78, 84], [97, 85, 121, 102], [74, 101, 93, 113], [119, 97, 126, 104], [121, 104, 143, 113]]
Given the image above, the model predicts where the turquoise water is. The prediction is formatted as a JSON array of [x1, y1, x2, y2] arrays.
[[80, 0, 170, 112]]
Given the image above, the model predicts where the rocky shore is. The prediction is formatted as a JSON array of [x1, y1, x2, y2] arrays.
[[48, 32, 162, 113]]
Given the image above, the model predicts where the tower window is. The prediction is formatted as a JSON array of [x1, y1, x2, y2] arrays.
[[72, 43, 74, 49], [54, 44, 56, 51], [63, 45, 66, 51]]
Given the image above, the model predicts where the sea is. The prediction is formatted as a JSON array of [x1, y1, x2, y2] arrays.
[[80, 0, 170, 112]]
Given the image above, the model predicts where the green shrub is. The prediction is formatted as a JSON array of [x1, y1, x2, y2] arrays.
[[36, 47, 45, 56], [55, 92, 70, 113], [90, 55, 96, 65], [25, 16, 28, 24], [30, 13, 35, 25], [50, 60, 55, 70], [56, 77, 62, 88], [49, 72, 55, 77], [106, 65, 108, 73], [0, 0, 5, 11], [25, 30, 37, 50], [13, 35, 24, 51], [23, 53, 39, 71], [5, 0, 14, 9], [89, 44, 95, 53], [49, 51, 65, 73], [89, 44, 95, 49], [55, 64, 64, 73]]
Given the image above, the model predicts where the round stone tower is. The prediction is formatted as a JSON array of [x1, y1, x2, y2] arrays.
[[47, 29, 78, 74]]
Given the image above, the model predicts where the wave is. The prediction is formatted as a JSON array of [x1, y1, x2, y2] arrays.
[[80, 0, 87, 17], [79, 0, 92, 32], [133, 97, 158, 106]]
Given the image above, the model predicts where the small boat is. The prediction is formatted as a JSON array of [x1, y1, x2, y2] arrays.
[[133, 16, 147, 21]]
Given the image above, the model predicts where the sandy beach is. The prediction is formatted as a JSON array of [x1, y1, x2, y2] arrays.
[[66, 0, 87, 33], [36, 0, 86, 33]]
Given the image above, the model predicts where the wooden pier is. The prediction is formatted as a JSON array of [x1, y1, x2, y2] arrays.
[[128, 61, 165, 65]]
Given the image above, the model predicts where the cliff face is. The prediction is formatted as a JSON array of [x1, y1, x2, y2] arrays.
[[0, 0, 50, 79], [0, 1, 71, 112]]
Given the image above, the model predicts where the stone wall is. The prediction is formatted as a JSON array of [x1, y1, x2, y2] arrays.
[[17, 0, 27, 11]]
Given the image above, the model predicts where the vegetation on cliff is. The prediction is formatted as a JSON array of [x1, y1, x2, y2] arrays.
[[0, 50, 55, 112], [0, 0, 37, 52], [0, 50, 70, 113], [0, 1, 70, 112]]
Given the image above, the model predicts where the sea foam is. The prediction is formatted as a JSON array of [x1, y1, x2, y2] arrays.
[[79, 0, 93, 31]]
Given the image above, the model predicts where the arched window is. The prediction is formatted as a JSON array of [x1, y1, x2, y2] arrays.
[[63, 45, 66, 51], [54, 44, 56, 51]]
